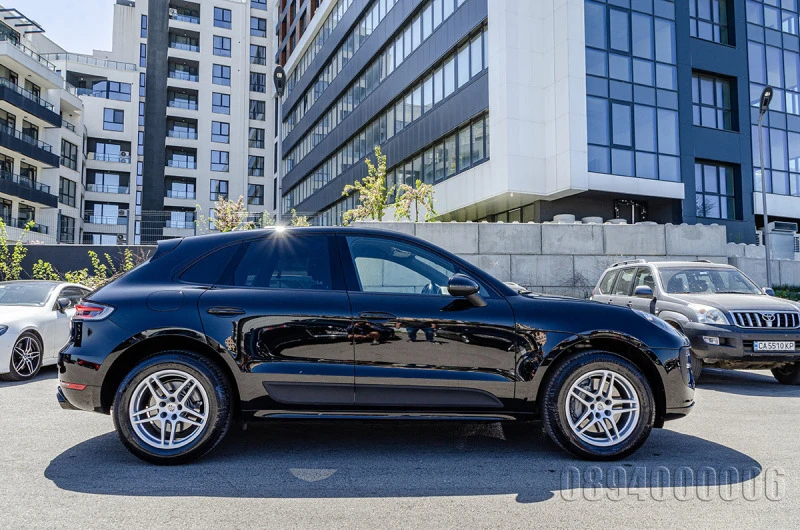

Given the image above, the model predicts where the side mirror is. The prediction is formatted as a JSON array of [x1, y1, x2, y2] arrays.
[[634, 285, 654, 298], [448, 274, 487, 307], [56, 297, 72, 313], [763, 287, 775, 296]]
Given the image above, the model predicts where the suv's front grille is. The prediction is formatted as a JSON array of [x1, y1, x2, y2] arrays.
[[731, 311, 800, 329]]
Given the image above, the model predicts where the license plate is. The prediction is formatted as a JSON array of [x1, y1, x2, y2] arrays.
[[753, 341, 796, 352]]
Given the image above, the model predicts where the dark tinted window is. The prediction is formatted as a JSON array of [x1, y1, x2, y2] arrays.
[[180, 244, 240, 284], [59, 287, 89, 306], [223, 236, 334, 290], [598, 270, 619, 294]]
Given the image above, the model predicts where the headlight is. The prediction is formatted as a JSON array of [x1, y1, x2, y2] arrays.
[[688, 303, 730, 325], [0, 325, 7, 336]]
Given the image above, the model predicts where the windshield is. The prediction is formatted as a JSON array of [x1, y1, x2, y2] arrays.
[[0, 283, 56, 306], [658, 267, 762, 295]]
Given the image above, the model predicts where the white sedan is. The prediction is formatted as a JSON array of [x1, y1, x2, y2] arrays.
[[0, 281, 91, 381]]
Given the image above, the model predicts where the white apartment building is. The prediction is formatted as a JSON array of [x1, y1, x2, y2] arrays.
[[0, 0, 277, 245]]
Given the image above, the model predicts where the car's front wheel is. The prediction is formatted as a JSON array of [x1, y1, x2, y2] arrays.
[[0, 332, 43, 382], [771, 363, 800, 385], [112, 351, 232, 465], [542, 350, 655, 460]]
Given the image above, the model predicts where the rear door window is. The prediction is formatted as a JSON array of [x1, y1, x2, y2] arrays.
[[612, 267, 636, 295]]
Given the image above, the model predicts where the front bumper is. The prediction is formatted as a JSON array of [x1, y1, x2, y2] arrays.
[[683, 322, 800, 363]]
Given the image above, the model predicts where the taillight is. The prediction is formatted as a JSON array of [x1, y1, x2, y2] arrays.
[[74, 302, 114, 321]]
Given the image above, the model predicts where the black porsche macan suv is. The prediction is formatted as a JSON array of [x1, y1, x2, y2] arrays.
[[58, 227, 694, 464]]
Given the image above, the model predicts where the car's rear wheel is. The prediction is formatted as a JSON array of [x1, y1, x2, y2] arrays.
[[0, 332, 43, 382], [542, 350, 655, 460], [771, 363, 800, 385], [112, 351, 232, 465]]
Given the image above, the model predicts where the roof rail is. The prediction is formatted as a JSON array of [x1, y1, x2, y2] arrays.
[[610, 258, 647, 268], [693, 259, 712, 263]]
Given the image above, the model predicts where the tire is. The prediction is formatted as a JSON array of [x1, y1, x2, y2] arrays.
[[542, 350, 656, 460], [771, 363, 800, 385], [0, 332, 43, 382], [112, 351, 232, 465], [690, 351, 703, 383]]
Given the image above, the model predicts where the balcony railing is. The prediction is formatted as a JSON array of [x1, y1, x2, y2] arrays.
[[166, 190, 196, 199], [86, 183, 130, 194], [0, 169, 52, 194], [167, 130, 198, 139], [0, 215, 48, 234], [168, 70, 199, 82], [42, 52, 137, 71], [169, 41, 200, 52], [165, 219, 195, 229], [168, 99, 199, 110], [84, 214, 128, 225], [0, 35, 57, 72], [0, 123, 53, 152], [169, 13, 200, 24], [166, 159, 197, 169], [88, 152, 131, 163], [62, 121, 77, 133], [0, 77, 54, 111]]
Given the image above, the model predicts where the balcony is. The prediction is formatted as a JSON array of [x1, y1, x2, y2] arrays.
[[165, 218, 195, 229], [42, 52, 137, 71], [0, 77, 61, 126], [86, 183, 130, 194], [0, 169, 58, 207], [0, 123, 59, 167], [62, 120, 77, 133], [75, 81, 132, 102], [87, 152, 132, 164], [166, 189, 196, 199], [84, 213, 129, 225], [169, 40, 200, 53], [167, 99, 198, 110], [168, 70, 199, 82], [0, 215, 49, 234], [167, 129, 198, 140], [0, 35, 57, 72], [169, 12, 199, 24], [166, 159, 197, 169]]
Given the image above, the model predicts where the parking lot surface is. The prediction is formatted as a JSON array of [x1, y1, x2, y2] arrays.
[[1, 367, 799, 529]]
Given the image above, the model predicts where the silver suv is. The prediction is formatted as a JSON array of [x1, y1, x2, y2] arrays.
[[591, 259, 800, 385]]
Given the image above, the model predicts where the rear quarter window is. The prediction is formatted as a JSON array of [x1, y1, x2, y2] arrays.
[[179, 243, 241, 285], [598, 270, 619, 294]]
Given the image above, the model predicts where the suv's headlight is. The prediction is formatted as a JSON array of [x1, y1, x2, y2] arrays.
[[688, 303, 730, 325]]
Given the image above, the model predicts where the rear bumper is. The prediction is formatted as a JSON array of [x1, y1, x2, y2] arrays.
[[683, 322, 800, 363], [56, 386, 80, 410]]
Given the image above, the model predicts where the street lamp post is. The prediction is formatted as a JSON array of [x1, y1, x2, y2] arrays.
[[273, 65, 287, 221], [758, 86, 774, 287]]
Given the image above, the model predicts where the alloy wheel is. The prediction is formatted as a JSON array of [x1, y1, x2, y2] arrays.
[[11, 336, 41, 378], [565, 369, 641, 447], [128, 369, 210, 450]]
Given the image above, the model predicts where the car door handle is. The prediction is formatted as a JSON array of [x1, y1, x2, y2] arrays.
[[206, 306, 246, 316], [358, 312, 397, 320]]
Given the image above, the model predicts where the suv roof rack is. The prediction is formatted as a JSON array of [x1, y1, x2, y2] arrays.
[[693, 259, 712, 263], [610, 258, 647, 268]]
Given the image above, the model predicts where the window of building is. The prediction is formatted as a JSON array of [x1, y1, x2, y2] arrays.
[[210, 179, 229, 200], [250, 44, 267, 65], [252, 0, 267, 10], [213, 35, 231, 57], [692, 73, 733, 130], [59, 177, 77, 207], [211, 151, 229, 172], [248, 184, 264, 205], [249, 127, 265, 148], [211, 121, 230, 143], [139, 72, 145, 97], [250, 72, 267, 92], [250, 99, 266, 120], [690, 0, 729, 44], [140, 14, 147, 38], [212, 92, 230, 114], [139, 43, 146, 67], [249, 155, 265, 176], [60, 215, 75, 244], [138, 131, 144, 155], [103, 108, 124, 131], [139, 101, 145, 126], [214, 7, 232, 29], [212, 64, 231, 86], [251, 16, 267, 37], [61, 140, 78, 171], [695, 162, 737, 219]]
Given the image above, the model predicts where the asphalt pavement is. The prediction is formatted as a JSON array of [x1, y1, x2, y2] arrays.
[[1, 367, 798, 529]]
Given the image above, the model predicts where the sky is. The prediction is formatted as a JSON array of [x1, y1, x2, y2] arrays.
[[21, 0, 114, 54]]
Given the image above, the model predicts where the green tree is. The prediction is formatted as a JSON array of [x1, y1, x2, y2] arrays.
[[195, 196, 256, 233], [290, 208, 311, 227], [32, 260, 60, 281], [394, 179, 438, 222], [0, 219, 34, 281], [342, 146, 394, 225]]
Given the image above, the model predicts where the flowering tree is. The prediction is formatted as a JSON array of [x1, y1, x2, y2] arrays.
[[290, 208, 311, 226], [195, 196, 256, 233], [394, 179, 437, 222], [342, 146, 394, 225]]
